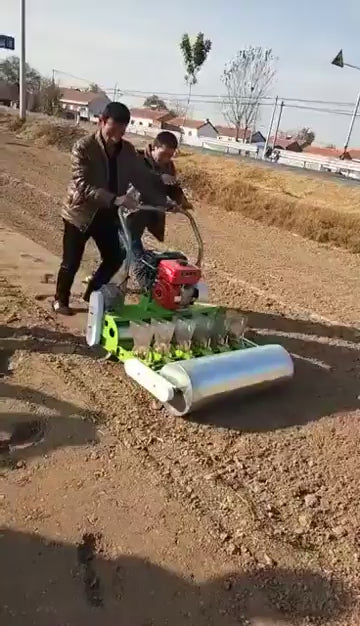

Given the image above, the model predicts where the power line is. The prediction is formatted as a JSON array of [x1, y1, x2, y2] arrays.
[[54, 68, 357, 109], [53, 68, 360, 120]]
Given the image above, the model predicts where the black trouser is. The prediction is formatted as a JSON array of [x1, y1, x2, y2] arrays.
[[131, 228, 147, 289], [55, 211, 125, 306]]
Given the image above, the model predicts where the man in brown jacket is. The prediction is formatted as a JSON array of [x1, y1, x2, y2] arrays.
[[54, 102, 168, 315]]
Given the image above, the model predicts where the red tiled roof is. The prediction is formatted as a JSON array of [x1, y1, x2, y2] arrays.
[[217, 125, 238, 138], [303, 145, 343, 158], [349, 149, 360, 160], [166, 117, 208, 130], [130, 108, 172, 121], [301, 145, 360, 160], [216, 125, 253, 139], [270, 135, 301, 149], [59, 88, 107, 104]]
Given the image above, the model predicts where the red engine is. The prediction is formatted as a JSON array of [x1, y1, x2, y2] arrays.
[[151, 258, 201, 310]]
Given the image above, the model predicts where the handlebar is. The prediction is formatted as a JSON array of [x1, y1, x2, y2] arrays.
[[117, 205, 204, 288]]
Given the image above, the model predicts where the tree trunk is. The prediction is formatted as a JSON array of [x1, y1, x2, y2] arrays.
[[179, 83, 192, 145]]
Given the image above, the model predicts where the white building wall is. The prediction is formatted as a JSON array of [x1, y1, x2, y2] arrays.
[[219, 135, 235, 142], [130, 116, 154, 130]]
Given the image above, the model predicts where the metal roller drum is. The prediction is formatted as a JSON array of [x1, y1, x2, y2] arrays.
[[160, 344, 294, 416]]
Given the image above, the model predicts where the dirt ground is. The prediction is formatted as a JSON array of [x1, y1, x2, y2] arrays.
[[1, 127, 360, 625]]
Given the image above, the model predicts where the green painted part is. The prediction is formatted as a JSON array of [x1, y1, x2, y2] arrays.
[[101, 294, 256, 368], [109, 295, 219, 323]]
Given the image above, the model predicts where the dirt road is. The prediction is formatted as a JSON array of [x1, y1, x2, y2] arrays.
[[1, 128, 360, 625]]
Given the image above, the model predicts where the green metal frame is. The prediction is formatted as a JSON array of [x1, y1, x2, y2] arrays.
[[101, 294, 255, 370]]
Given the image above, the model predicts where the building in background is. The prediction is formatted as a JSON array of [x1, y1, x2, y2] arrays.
[[164, 117, 218, 145], [216, 125, 265, 144], [270, 133, 304, 152], [0, 80, 35, 109], [0, 80, 18, 107], [59, 88, 110, 121], [129, 108, 173, 133]]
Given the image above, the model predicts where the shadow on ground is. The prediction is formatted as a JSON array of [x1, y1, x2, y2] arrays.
[[0, 527, 355, 626], [191, 310, 360, 431], [0, 324, 93, 366], [2, 311, 360, 434], [0, 381, 98, 463]]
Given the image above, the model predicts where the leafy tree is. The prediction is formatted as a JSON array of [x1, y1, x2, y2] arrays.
[[297, 127, 315, 146], [86, 82, 101, 93], [0, 55, 41, 91], [221, 46, 276, 141], [180, 32, 212, 123], [143, 94, 168, 110]]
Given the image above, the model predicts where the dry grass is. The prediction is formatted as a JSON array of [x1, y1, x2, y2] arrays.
[[2, 110, 360, 252], [176, 154, 360, 253], [0, 111, 87, 150], [18, 120, 87, 150]]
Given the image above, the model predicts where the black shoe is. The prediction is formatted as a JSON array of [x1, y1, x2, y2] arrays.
[[52, 300, 74, 316]]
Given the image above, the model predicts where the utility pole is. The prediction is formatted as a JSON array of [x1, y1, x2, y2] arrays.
[[272, 100, 284, 148], [331, 50, 360, 156], [113, 83, 117, 101], [19, 0, 26, 120], [341, 92, 360, 158], [262, 96, 278, 159]]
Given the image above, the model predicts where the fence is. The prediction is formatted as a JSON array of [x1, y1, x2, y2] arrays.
[[199, 137, 360, 180], [275, 149, 360, 179], [201, 138, 259, 158]]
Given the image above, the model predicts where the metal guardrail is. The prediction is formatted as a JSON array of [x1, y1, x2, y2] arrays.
[[200, 137, 360, 179], [276, 149, 360, 178], [202, 138, 259, 156]]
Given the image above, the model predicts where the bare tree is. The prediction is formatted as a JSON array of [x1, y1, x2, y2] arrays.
[[167, 98, 189, 118], [180, 32, 212, 125], [31, 78, 62, 115], [221, 46, 276, 141]]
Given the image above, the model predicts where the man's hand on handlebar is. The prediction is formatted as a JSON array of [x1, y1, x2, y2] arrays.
[[114, 194, 138, 211], [166, 198, 182, 213]]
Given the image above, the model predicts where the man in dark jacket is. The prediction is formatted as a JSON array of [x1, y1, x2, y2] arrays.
[[127, 131, 192, 281], [54, 102, 168, 315]]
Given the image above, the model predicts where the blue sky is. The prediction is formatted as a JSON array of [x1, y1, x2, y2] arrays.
[[2, 0, 360, 145]]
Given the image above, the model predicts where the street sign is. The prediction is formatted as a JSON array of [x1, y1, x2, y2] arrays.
[[0, 35, 15, 50], [332, 49, 344, 68]]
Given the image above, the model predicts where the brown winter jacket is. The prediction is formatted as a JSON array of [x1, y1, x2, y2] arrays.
[[127, 144, 191, 242], [61, 132, 167, 232]]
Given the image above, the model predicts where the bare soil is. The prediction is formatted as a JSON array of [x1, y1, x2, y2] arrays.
[[0, 123, 360, 625]]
